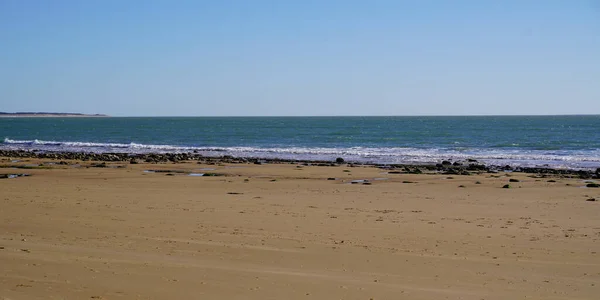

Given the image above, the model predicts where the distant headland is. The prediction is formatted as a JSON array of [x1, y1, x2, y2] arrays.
[[0, 112, 109, 117]]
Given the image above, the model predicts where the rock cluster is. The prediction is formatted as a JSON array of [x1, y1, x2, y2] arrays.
[[0, 150, 338, 166], [0, 150, 597, 178]]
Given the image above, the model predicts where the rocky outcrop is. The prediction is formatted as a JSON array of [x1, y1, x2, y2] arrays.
[[0, 150, 597, 178]]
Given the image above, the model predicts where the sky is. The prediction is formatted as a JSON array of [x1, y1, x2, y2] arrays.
[[0, 0, 599, 116]]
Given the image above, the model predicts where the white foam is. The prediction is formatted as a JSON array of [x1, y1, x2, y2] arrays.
[[3, 137, 600, 169]]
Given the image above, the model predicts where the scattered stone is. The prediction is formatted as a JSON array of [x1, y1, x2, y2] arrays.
[[502, 184, 511, 189], [444, 168, 470, 175], [475, 181, 482, 184], [0, 174, 31, 179], [147, 170, 186, 173], [586, 183, 600, 188], [202, 173, 224, 177], [327, 178, 336, 180], [412, 168, 423, 174], [335, 157, 345, 164], [509, 179, 520, 182], [586, 198, 596, 202], [467, 164, 487, 171], [0, 150, 597, 179], [547, 180, 556, 183]]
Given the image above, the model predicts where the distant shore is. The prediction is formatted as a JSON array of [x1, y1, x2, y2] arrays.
[[0, 112, 108, 117]]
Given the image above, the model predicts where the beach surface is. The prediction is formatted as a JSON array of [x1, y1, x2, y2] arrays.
[[1, 158, 599, 299]]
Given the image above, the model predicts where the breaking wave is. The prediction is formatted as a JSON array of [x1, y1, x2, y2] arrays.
[[3, 138, 600, 169]]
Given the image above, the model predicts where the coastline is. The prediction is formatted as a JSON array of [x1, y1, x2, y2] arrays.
[[1, 149, 599, 177], [1, 155, 599, 299]]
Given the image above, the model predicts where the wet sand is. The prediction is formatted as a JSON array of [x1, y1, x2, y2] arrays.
[[1, 158, 599, 299]]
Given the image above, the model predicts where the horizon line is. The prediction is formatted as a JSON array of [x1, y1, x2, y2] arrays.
[[108, 114, 600, 117], [3, 113, 600, 118]]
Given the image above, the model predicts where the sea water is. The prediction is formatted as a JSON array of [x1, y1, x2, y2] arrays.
[[1, 116, 599, 169]]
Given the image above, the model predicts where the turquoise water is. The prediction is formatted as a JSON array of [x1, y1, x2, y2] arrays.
[[2, 116, 599, 169]]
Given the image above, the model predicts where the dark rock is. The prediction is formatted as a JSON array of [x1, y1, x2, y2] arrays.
[[577, 170, 592, 179], [502, 184, 511, 189], [586, 183, 600, 188], [586, 198, 596, 202], [444, 168, 459, 175], [467, 164, 487, 171], [444, 168, 470, 176], [509, 179, 520, 182], [442, 160, 452, 166], [335, 157, 345, 164], [409, 168, 423, 174], [0, 173, 31, 179]]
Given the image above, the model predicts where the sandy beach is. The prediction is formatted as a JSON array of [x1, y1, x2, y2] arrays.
[[1, 157, 599, 299]]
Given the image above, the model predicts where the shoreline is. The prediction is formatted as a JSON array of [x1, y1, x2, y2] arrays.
[[1, 149, 598, 178]]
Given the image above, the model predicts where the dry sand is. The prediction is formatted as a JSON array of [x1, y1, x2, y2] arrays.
[[1, 158, 599, 299]]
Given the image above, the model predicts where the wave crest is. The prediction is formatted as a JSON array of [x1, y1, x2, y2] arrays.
[[3, 137, 600, 169]]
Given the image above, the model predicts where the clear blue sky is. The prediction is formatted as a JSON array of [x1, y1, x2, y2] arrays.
[[1, 0, 598, 116]]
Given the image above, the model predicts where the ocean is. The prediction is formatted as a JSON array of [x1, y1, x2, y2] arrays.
[[1, 116, 599, 169]]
